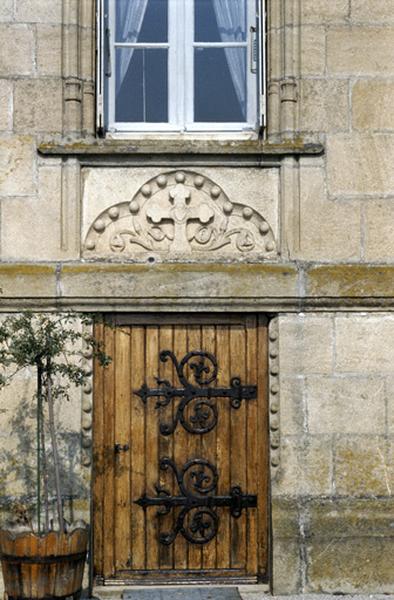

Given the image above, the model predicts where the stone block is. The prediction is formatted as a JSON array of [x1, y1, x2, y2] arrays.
[[15, 0, 62, 23], [0, 79, 12, 131], [0, 24, 34, 76], [335, 436, 391, 496], [306, 497, 394, 539], [36, 25, 62, 76], [306, 537, 394, 593], [0, 136, 35, 196], [306, 376, 385, 435], [273, 436, 332, 497], [300, 80, 348, 132], [300, 26, 326, 75], [272, 539, 301, 594], [305, 264, 394, 298], [351, 0, 394, 23], [280, 377, 305, 436], [387, 377, 394, 435], [0, 264, 57, 299], [327, 134, 394, 196], [353, 80, 394, 131], [14, 79, 62, 133], [298, 167, 361, 261], [271, 498, 300, 538], [327, 27, 394, 75], [365, 200, 394, 261], [1, 167, 62, 260], [0, 0, 13, 22], [300, 0, 349, 24], [279, 315, 334, 376], [335, 315, 394, 373]]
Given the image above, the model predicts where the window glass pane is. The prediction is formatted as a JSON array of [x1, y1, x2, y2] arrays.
[[194, 47, 246, 122], [115, 48, 168, 122], [194, 0, 246, 43], [116, 0, 168, 43]]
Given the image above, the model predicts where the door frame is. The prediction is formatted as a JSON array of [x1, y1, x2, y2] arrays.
[[91, 312, 270, 586]]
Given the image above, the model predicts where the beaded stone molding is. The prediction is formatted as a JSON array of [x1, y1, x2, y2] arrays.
[[80, 325, 93, 468], [269, 317, 280, 479], [83, 171, 277, 260]]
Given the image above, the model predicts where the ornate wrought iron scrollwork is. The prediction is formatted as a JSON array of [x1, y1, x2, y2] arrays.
[[135, 350, 257, 435], [135, 458, 256, 545]]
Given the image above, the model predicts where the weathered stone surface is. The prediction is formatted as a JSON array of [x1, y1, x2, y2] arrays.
[[279, 316, 334, 376], [387, 377, 394, 435], [298, 167, 361, 260], [335, 436, 391, 496], [351, 0, 394, 23], [305, 497, 394, 539], [272, 539, 301, 595], [271, 498, 301, 538], [335, 315, 394, 373], [59, 263, 299, 301], [0, 0, 13, 22], [300, 80, 348, 132], [353, 80, 394, 131], [305, 265, 394, 298], [0, 136, 35, 196], [280, 377, 305, 436], [1, 167, 62, 260], [14, 79, 62, 133], [0, 79, 12, 131], [15, 0, 62, 23], [306, 376, 385, 435], [36, 25, 62, 76], [0, 264, 57, 298], [300, 0, 349, 24], [0, 24, 34, 76], [300, 26, 326, 75], [327, 134, 394, 195], [273, 436, 332, 497], [327, 28, 394, 75], [306, 537, 394, 593], [365, 200, 394, 261]]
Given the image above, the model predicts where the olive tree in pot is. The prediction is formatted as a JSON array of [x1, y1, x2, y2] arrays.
[[0, 312, 110, 600]]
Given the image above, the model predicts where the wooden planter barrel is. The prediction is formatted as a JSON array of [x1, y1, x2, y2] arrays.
[[0, 528, 88, 600]]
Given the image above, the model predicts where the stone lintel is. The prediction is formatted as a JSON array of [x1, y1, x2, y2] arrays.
[[0, 263, 393, 310]]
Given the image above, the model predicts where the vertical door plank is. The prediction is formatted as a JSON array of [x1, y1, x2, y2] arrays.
[[158, 325, 174, 570], [114, 327, 131, 570], [245, 316, 258, 574], [229, 324, 247, 569], [145, 326, 160, 570], [102, 323, 116, 578], [186, 325, 202, 571], [257, 316, 269, 575], [93, 321, 105, 577], [215, 325, 231, 570], [201, 325, 217, 570], [173, 325, 188, 570], [130, 326, 146, 570]]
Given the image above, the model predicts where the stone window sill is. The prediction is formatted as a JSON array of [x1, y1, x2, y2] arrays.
[[38, 137, 324, 159]]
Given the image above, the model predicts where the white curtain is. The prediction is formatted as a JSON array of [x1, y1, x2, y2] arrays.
[[211, 0, 246, 115], [117, 0, 149, 84]]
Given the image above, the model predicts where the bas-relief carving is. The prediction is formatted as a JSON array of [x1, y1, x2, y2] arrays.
[[83, 171, 277, 260]]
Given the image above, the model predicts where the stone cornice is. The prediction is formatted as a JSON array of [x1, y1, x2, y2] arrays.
[[0, 263, 394, 312]]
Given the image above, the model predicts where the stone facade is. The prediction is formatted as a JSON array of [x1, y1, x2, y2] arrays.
[[0, 0, 394, 595]]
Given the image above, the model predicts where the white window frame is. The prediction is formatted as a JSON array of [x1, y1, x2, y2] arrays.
[[98, 0, 266, 134]]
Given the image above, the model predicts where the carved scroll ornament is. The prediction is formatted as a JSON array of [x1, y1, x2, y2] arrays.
[[83, 171, 277, 259]]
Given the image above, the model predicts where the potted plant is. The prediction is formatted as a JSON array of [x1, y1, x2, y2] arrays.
[[0, 312, 110, 600]]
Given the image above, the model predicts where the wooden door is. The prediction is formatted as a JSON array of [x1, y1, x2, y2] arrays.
[[93, 314, 268, 585]]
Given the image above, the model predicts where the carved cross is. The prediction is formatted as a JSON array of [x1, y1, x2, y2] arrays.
[[147, 183, 214, 252]]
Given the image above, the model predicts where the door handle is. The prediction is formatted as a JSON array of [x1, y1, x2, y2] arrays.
[[114, 443, 129, 454]]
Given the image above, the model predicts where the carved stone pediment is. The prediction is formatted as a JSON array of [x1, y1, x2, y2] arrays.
[[83, 171, 277, 260]]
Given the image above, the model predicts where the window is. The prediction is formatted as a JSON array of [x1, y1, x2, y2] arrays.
[[97, 0, 265, 134]]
